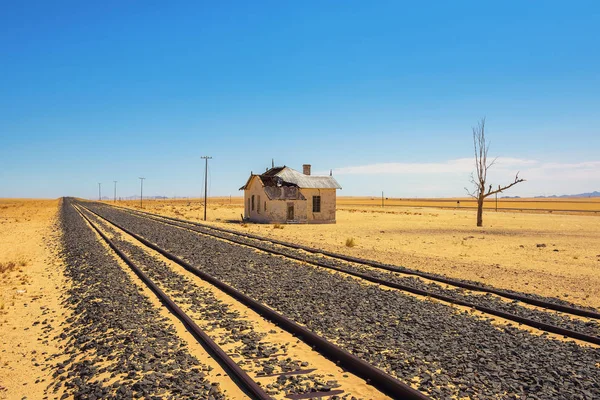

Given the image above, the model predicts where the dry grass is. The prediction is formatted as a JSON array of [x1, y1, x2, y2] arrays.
[[0, 261, 17, 274], [273, 223, 284, 229], [345, 237, 356, 247]]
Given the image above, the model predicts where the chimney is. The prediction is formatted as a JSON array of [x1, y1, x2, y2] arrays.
[[303, 164, 311, 175]]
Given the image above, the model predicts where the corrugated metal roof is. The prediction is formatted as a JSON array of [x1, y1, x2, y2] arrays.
[[273, 167, 342, 189], [262, 167, 286, 177], [239, 166, 342, 190]]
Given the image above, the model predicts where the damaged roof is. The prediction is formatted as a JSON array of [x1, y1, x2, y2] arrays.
[[264, 186, 306, 201], [239, 166, 342, 190]]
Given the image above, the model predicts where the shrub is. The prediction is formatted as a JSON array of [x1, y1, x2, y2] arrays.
[[345, 237, 356, 247], [273, 223, 284, 229], [0, 261, 17, 274]]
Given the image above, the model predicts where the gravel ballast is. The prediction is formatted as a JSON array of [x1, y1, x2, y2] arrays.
[[129, 212, 600, 338], [55, 199, 225, 399], [84, 209, 347, 397], [87, 202, 600, 399], [125, 207, 600, 314]]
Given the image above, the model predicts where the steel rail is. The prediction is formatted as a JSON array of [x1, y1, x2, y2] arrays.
[[105, 203, 600, 320], [76, 202, 430, 400], [73, 205, 272, 400], [86, 203, 600, 346]]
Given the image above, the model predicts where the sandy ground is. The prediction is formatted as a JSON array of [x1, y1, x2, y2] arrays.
[[0, 199, 66, 400], [113, 197, 600, 309], [342, 196, 600, 214], [2, 197, 597, 398]]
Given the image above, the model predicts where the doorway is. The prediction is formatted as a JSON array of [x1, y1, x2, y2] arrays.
[[287, 203, 294, 221]]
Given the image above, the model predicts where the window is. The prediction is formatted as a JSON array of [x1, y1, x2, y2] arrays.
[[264, 201, 267, 212], [312, 195, 321, 212], [251, 195, 255, 211], [257, 195, 261, 214]]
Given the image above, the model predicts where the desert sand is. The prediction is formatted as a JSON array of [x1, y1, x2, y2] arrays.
[[0, 199, 66, 400], [113, 197, 600, 309], [2, 197, 599, 398]]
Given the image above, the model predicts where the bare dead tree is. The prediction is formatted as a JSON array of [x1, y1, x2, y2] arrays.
[[465, 118, 525, 226]]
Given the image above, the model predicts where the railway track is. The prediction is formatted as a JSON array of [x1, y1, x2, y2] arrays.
[[74, 200, 600, 398], [102, 203, 600, 316], [89, 201, 600, 346], [73, 202, 428, 399], [74, 206, 270, 399]]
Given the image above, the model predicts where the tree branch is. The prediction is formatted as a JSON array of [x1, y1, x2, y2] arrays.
[[484, 172, 526, 197], [486, 156, 498, 170], [464, 186, 478, 199]]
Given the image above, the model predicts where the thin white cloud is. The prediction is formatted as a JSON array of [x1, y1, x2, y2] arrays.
[[516, 161, 600, 182], [530, 161, 600, 170], [331, 157, 537, 175], [323, 158, 600, 197]]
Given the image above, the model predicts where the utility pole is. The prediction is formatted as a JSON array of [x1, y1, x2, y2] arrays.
[[139, 177, 145, 208], [114, 181, 117, 203], [382, 191, 384, 208], [201, 156, 212, 221], [495, 192, 498, 212], [98, 183, 102, 201]]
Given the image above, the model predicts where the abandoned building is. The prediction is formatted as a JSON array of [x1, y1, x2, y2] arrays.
[[239, 164, 342, 223]]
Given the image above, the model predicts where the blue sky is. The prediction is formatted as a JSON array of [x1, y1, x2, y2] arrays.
[[1, 1, 599, 198]]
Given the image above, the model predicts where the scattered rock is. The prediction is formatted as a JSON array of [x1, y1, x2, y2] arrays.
[[56, 200, 225, 399], [82, 201, 600, 399]]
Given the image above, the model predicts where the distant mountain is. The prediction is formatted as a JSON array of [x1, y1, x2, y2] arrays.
[[534, 191, 600, 198]]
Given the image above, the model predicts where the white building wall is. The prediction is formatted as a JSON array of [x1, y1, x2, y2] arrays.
[[244, 177, 274, 223], [301, 188, 336, 223], [243, 177, 336, 224]]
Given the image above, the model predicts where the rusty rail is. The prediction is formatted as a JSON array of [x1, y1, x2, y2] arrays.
[[107, 203, 600, 320], [91, 202, 600, 346], [74, 205, 272, 400], [76, 202, 430, 400]]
